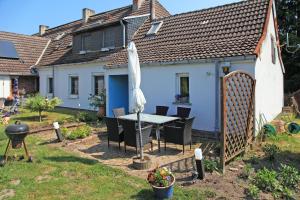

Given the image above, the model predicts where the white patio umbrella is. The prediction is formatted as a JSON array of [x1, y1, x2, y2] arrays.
[[127, 42, 146, 160]]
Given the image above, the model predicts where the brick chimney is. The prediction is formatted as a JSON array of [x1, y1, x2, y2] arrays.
[[150, 0, 156, 21], [82, 8, 95, 23], [132, 0, 145, 11], [39, 25, 49, 36]]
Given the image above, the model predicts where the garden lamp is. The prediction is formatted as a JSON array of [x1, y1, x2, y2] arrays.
[[53, 122, 64, 142], [194, 148, 205, 180]]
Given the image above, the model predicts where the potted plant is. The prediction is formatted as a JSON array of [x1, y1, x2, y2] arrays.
[[88, 89, 106, 117], [147, 167, 175, 199]]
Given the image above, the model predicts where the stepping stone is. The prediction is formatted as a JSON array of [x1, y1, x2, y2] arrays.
[[0, 189, 15, 200], [35, 175, 52, 183]]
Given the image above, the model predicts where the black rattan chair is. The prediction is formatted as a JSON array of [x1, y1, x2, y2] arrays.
[[105, 117, 124, 150], [155, 106, 169, 116], [163, 117, 195, 154], [113, 107, 126, 118], [119, 119, 153, 155], [172, 107, 191, 119]]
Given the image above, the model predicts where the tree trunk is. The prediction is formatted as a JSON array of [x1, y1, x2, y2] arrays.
[[39, 110, 42, 122]]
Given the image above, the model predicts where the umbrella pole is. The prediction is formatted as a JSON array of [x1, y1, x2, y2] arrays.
[[137, 111, 144, 160]]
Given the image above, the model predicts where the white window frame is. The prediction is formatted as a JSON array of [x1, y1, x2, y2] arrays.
[[91, 73, 105, 96], [69, 75, 79, 99], [175, 73, 190, 103], [147, 21, 163, 35], [47, 76, 53, 95]]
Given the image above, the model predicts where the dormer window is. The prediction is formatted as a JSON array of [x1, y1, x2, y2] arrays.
[[147, 21, 163, 35], [81, 34, 91, 51], [103, 29, 115, 49]]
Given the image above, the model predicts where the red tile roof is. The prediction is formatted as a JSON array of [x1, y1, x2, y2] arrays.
[[0, 31, 49, 75], [108, 0, 270, 67], [38, 0, 170, 67]]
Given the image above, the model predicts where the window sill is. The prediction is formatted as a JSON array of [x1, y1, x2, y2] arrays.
[[69, 95, 79, 99], [172, 101, 192, 106]]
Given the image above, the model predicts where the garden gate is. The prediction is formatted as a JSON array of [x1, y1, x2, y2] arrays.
[[220, 71, 256, 173]]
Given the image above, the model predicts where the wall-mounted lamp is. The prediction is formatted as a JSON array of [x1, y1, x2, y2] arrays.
[[194, 148, 205, 180], [222, 66, 231, 75]]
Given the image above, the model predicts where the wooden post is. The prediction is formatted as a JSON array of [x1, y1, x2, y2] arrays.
[[220, 77, 226, 174]]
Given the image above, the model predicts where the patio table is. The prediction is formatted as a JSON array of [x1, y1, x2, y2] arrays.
[[118, 113, 179, 152]]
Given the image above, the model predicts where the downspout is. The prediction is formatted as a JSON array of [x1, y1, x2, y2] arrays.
[[120, 19, 126, 48], [52, 65, 55, 97], [215, 61, 221, 133]]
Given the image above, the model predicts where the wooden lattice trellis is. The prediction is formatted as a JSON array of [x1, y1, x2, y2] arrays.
[[220, 71, 256, 173]]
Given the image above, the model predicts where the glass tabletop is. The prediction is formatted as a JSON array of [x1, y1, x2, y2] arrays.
[[118, 113, 179, 125]]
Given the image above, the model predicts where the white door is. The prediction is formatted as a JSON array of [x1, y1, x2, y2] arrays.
[[0, 76, 11, 98]]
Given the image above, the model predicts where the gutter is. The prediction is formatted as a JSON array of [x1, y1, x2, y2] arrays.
[[105, 55, 257, 69], [120, 19, 126, 48], [215, 61, 221, 132]]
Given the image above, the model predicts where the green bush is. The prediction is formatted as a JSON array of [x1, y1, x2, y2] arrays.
[[282, 187, 295, 200], [61, 127, 70, 138], [278, 164, 300, 189], [262, 144, 280, 160], [247, 184, 260, 200], [76, 112, 97, 123], [67, 126, 92, 140], [204, 159, 218, 173], [253, 168, 281, 192], [240, 164, 254, 179]]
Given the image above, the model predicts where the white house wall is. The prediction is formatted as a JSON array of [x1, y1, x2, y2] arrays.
[[0, 76, 11, 98], [39, 63, 106, 110], [254, 6, 284, 127]]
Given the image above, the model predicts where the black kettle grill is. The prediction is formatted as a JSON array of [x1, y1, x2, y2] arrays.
[[1, 121, 32, 166]]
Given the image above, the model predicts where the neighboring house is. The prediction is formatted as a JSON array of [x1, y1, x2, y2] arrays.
[[34, 0, 283, 134], [0, 32, 49, 98]]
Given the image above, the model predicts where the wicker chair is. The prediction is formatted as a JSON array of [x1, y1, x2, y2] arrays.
[[163, 117, 195, 154], [173, 107, 191, 119], [105, 117, 124, 150], [113, 107, 126, 118], [155, 106, 169, 116], [119, 119, 153, 155]]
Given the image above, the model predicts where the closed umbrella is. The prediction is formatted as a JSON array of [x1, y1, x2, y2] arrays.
[[127, 42, 146, 160]]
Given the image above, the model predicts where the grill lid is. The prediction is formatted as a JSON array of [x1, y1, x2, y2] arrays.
[[5, 121, 29, 135]]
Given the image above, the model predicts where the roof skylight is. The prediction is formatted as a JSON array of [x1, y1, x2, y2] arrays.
[[147, 21, 163, 35]]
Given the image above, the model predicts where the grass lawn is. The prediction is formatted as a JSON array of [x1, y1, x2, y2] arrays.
[[0, 110, 211, 200]]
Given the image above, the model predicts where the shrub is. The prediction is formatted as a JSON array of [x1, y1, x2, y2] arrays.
[[262, 144, 280, 160], [278, 164, 300, 189], [204, 159, 219, 173], [76, 112, 97, 123], [25, 94, 62, 122], [240, 164, 254, 179], [61, 127, 70, 138], [67, 126, 92, 140], [253, 168, 281, 192], [247, 184, 260, 200], [282, 187, 295, 200]]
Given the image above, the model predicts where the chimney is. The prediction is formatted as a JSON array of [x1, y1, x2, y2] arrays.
[[150, 0, 156, 21], [39, 25, 49, 36], [82, 8, 95, 23], [132, 0, 145, 11]]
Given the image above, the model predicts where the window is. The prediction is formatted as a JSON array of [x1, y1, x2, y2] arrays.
[[271, 35, 276, 64], [70, 76, 79, 96], [94, 75, 105, 95], [81, 34, 91, 51], [103, 29, 115, 48], [176, 73, 190, 103], [147, 21, 163, 35], [48, 77, 53, 94]]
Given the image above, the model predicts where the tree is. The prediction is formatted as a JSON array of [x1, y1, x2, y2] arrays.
[[25, 94, 63, 122], [275, 0, 300, 93]]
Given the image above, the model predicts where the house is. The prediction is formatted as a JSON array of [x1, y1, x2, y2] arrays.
[[0, 32, 49, 98], [35, 0, 283, 134]]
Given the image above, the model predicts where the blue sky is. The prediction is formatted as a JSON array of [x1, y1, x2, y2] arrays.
[[0, 0, 239, 35]]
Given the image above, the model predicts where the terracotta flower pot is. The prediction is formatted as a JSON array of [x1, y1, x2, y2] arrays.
[[97, 106, 106, 117], [151, 175, 175, 199]]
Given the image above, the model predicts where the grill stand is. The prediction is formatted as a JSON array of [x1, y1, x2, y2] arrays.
[[3, 139, 32, 164]]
